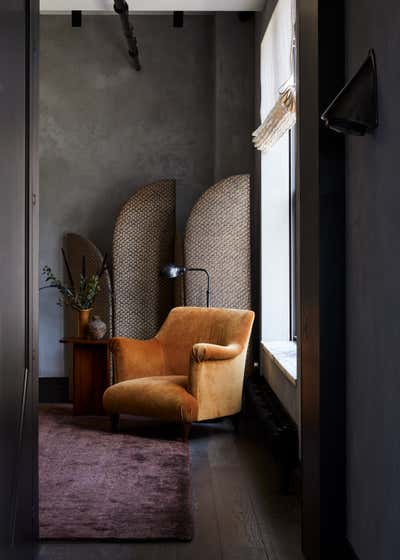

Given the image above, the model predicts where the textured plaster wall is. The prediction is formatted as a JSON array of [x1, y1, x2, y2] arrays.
[[214, 14, 254, 182], [39, 14, 254, 377], [346, 1, 400, 558]]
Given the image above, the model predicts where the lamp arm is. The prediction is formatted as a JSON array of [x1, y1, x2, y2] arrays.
[[186, 268, 211, 307]]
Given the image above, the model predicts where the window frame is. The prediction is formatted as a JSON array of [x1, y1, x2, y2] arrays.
[[289, 127, 297, 342]]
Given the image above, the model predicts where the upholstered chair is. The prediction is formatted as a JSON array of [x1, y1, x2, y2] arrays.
[[103, 306, 254, 439]]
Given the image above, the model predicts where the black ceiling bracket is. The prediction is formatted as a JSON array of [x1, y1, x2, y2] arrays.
[[173, 11, 184, 28], [238, 12, 253, 22], [71, 11, 82, 27], [113, 0, 141, 71]]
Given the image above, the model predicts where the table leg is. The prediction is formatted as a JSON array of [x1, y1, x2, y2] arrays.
[[73, 344, 109, 415]]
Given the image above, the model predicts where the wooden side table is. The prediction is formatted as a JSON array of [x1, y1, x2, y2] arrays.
[[60, 338, 111, 416]]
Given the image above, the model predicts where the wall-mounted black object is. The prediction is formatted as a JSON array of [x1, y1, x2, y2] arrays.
[[321, 49, 378, 135], [71, 10, 82, 27], [173, 11, 184, 28], [160, 263, 211, 307], [113, 0, 141, 71], [238, 12, 253, 22]]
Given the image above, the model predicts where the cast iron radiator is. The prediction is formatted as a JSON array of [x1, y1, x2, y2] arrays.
[[244, 374, 299, 493]]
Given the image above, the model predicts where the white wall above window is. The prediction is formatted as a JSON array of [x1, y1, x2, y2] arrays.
[[260, 0, 293, 121], [40, 0, 265, 12]]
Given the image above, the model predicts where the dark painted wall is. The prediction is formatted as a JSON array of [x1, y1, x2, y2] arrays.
[[39, 14, 254, 378], [346, 2, 400, 558]]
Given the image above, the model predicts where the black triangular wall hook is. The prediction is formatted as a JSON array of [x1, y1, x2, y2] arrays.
[[321, 49, 378, 135]]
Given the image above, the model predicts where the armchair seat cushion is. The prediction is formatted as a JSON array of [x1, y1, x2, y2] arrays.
[[103, 375, 198, 423]]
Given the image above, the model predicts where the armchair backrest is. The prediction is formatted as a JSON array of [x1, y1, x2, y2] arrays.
[[155, 306, 254, 375]]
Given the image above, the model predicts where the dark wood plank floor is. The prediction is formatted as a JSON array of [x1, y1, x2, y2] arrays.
[[36, 416, 303, 560]]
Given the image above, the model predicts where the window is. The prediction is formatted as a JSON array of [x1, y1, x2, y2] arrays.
[[289, 127, 296, 341], [260, 0, 297, 346]]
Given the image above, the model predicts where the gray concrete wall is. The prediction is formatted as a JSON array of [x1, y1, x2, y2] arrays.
[[346, 2, 400, 558], [214, 14, 254, 182], [39, 14, 254, 378]]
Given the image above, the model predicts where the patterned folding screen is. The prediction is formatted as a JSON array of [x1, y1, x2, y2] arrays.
[[113, 180, 176, 339], [184, 174, 252, 310], [63, 233, 113, 393]]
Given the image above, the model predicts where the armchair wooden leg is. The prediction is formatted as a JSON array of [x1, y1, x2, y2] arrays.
[[181, 422, 192, 442], [232, 412, 241, 434], [111, 413, 120, 433]]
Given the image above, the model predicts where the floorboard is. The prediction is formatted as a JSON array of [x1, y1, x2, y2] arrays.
[[37, 416, 302, 560], [238, 421, 303, 560]]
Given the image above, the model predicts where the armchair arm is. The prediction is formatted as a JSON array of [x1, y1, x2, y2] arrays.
[[110, 337, 166, 383], [191, 342, 242, 363], [189, 344, 247, 421]]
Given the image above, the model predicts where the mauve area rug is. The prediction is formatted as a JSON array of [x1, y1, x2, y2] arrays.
[[39, 405, 193, 541]]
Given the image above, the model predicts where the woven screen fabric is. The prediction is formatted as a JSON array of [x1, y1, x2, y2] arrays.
[[113, 180, 176, 339], [184, 174, 251, 311], [184, 175, 253, 371], [63, 233, 113, 393]]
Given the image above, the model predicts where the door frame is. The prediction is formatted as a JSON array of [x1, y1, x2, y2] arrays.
[[0, 1, 39, 555], [297, 0, 346, 558], [24, 1, 347, 557], [28, 0, 40, 546]]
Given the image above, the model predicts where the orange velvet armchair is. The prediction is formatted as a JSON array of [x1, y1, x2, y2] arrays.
[[103, 306, 254, 439]]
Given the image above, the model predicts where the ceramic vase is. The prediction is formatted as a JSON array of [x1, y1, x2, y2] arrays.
[[88, 315, 107, 340]]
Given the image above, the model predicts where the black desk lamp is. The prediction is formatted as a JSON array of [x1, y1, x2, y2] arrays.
[[160, 263, 211, 308]]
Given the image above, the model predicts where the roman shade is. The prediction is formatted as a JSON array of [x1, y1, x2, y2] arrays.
[[253, 0, 296, 153]]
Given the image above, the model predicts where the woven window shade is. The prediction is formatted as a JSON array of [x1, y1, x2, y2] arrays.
[[252, 81, 296, 152]]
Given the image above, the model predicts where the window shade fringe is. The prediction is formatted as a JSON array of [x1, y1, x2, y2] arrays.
[[253, 83, 296, 153]]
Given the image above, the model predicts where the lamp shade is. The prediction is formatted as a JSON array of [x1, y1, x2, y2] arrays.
[[160, 263, 186, 279]]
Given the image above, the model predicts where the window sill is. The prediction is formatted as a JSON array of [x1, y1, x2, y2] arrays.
[[261, 340, 297, 385]]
